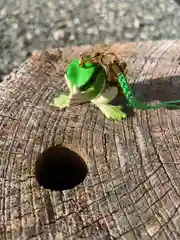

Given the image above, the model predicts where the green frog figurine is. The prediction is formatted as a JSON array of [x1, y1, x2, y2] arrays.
[[51, 54, 127, 121]]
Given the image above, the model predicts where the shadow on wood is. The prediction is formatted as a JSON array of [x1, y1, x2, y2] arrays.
[[132, 75, 180, 104], [111, 75, 180, 114]]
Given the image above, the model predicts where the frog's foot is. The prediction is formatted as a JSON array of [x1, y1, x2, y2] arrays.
[[50, 93, 69, 109], [94, 103, 127, 121]]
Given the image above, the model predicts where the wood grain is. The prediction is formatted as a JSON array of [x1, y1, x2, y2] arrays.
[[0, 40, 180, 239]]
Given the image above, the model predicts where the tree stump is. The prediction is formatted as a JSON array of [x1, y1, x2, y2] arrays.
[[0, 40, 180, 239]]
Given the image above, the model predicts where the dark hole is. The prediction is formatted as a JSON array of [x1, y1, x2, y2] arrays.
[[35, 145, 88, 191]]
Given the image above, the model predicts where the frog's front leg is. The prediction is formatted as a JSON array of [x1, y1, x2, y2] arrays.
[[91, 86, 127, 121], [51, 88, 91, 109]]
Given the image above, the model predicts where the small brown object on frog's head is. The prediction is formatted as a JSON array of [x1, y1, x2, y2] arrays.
[[35, 144, 88, 191]]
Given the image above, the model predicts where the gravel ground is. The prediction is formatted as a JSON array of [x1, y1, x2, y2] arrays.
[[0, 0, 180, 80]]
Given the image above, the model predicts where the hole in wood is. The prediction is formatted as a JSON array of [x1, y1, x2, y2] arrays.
[[35, 144, 88, 191]]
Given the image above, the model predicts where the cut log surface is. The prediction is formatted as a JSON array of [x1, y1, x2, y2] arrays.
[[0, 40, 180, 240]]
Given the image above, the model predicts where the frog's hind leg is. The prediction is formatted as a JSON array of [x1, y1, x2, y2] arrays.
[[94, 103, 127, 121]]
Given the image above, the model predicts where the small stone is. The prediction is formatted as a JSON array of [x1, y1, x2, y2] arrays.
[[76, 26, 83, 33], [109, 2, 115, 9], [12, 9, 21, 16], [124, 31, 135, 40], [26, 33, 32, 41], [66, 21, 73, 28], [12, 23, 18, 29], [69, 35, 75, 41], [47, 2, 55, 9], [91, 27, 98, 35], [104, 37, 114, 44], [86, 28, 93, 34], [108, 11, 114, 21], [134, 19, 140, 28], [59, 10, 66, 17], [53, 30, 65, 40], [143, 14, 154, 22], [35, 28, 41, 35], [74, 18, 80, 25], [0, 7, 7, 19]]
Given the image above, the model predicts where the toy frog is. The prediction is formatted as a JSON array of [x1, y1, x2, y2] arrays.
[[51, 52, 127, 121], [51, 51, 180, 121]]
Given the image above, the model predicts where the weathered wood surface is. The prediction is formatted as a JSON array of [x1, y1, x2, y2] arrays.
[[0, 40, 180, 240]]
